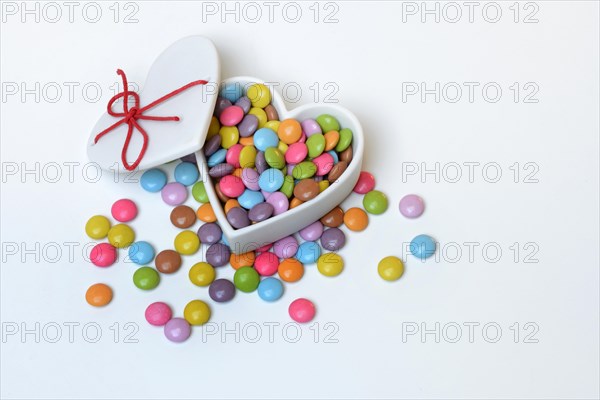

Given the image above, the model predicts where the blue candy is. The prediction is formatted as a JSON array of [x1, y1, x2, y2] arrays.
[[208, 148, 227, 167], [258, 168, 284, 192], [174, 162, 199, 186], [140, 168, 167, 193], [219, 82, 244, 103], [128, 241, 155, 265], [410, 234, 437, 260], [238, 189, 265, 209], [296, 241, 321, 264], [328, 150, 339, 163], [257, 277, 284, 302], [253, 128, 279, 152]]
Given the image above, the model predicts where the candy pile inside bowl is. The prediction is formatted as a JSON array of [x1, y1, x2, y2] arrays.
[[204, 82, 354, 230]]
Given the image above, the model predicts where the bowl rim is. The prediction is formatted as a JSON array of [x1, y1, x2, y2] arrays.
[[197, 76, 365, 243]]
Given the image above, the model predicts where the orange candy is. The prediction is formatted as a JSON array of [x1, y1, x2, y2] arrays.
[[233, 168, 243, 178], [290, 198, 304, 209], [224, 199, 241, 213], [85, 283, 113, 307], [324, 130, 340, 151], [197, 203, 217, 223], [278, 258, 304, 282], [230, 251, 256, 270], [277, 119, 302, 144], [239, 136, 254, 146], [343, 207, 369, 231]]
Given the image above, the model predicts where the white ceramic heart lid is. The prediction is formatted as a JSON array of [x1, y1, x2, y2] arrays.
[[87, 36, 220, 171]]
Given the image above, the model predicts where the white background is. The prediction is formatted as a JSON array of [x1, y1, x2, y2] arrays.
[[1, 1, 599, 399]]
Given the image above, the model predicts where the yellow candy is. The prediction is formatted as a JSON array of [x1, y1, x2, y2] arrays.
[[277, 141, 288, 154], [264, 120, 280, 132], [184, 300, 211, 326], [174, 230, 200, 255], [317, 253, 344, 277], [207, 116, 220, 138], [107, 224, 135, 248], [319, 180, 330, 192], [219, 126, 239, 149], [85, 215, 111, 239], [249, 107, 268, 128], [189, 262, 215, 286], [247, 83, 271, 108], [378, 256, 404, 281], [239, 145, 257, 168]]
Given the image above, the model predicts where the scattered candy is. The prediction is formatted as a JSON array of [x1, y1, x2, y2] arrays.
[[299, 221, 324, 241], [410, 234, 436, 259], [234, 266, 260, 292], [230, 251, 255, 270], [209, 279, 236, 302], [278, 258, 304, 282], [170, 205, 197, 228], [257, 277, 284, 302], [85, 215, 111, 239], [206, 243, 230, 267], [90, 242, 117, 267], [133, 266, 160, 290], [343, 207, 369, 232], [145, 302, 172, 326], [174, 230, 200, 255], [196, 203, 217, 223], [111, 199, 138, 222], [288, 298, 316, 323], [155, 250, 182, 274], [140, 168, 167, 193], [85, 283, 113, 307], [363, 190, 388, 215], [192, 181, 209, 203], [184, 300, 211, 325], [317, 253, 344, 277], [128, 241, 155, 265], [107, 223, 135, 248], [161, 182, 188, 206], [189, 262, 215, 286], [164, 318, 191, 343], [378, 256, 404, 281], [399, 194, 425, 218], [197, 223, 222, 245], [320, 228, 346, 251], [296, 241, 321, 264], [353, 171, 375, 194], [321, 206, 344, 228]]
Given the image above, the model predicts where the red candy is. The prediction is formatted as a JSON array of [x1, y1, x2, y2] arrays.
[[90, 242, 117, 267], [353, 171, 375, 194]]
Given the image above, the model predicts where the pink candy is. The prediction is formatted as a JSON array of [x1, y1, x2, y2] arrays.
[[219, 175, 245, 198], [90, 242, 117, 267], [226, 144, 243, 168], [254, 252, 279, 276], [145, 302, 173, 326], [313, 153, 334, 176], [285, 143, 308, 164], [219, 105, 244, 126], [111, 199, 137, 222], [289, 298, 316, 323], [353, 171, 375, 194]]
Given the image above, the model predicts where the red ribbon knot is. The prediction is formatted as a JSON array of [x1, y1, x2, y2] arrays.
[[94, 69, 207, 171]]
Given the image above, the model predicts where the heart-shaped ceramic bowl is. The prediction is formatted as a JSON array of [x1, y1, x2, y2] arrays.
[[196, 77, 364, 254]]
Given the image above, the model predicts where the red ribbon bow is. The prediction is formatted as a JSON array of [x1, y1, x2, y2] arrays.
[[94, 69, 208, 170]]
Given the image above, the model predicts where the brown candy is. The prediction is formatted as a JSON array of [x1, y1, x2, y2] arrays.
[[264, 104, 279, 121], [155, 250, 182, 274], [320, 206, 344, 228], [170, 205, 196, 228], [293, 179, 320, 201], [214, 181, 231, 203], [327, 161, 348, 183], [340, 145, 353, 163]]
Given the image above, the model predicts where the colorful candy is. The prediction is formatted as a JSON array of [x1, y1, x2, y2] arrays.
[[399, 194, 425, 218], [174, 230, 200, 255], [317, 253, 344, 277], [343, 208, 369, 232], [170, 205, 197, 228], [278, 258, 304, 282], [410, 235, 436, 259], [133, 266, 160, 290], [184, 300, 211, 325], [208, 279, 236, 302], [164, 318, 191, 343], [189, 262, 215, 286], [145, 302, 172, 326], [378, 256, 404, 281], [288, 298, 316, 323], [320, 228, 346, 251], [257, 277, 284, 302], [363, 190, 388, 215], [107, 224, 135, 248], [161, 182, 188, 206], [353, 171, 375, 194], [140, 168, 167, 192], [296, 241, 321, 264], [233, 266, 260, 292], [197, 223, 222, 245], [155, 250, 182, 274], [85, 283, 113, 307], [85, 215, 111, 239], [128, 241, 155, 265], [90, 242, 117, 267], [206, 243, 230, 267]]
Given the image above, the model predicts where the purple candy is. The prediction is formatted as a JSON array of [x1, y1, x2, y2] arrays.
[[301, 119, 322, 137], [161, 182, 188, 206], [164, 318, 191, 343], [209, 163, 234, 178], [399, 194, 425, 218], [197, 223, 222, 245], [206, 243, 231, 267], [266, 191, 289, 215], [180, 153, 197, 164], [299, 221, 324, 241], [204, 134, 222, 156], [261, 189, 272, 200], [235, 96, 252, 114], [286, 164, 295, 176], [227, 207, 250, 229], [255, 151, 268, 174], [238, 114, 259, 138], [215, 97, 232, 118], [209, 279, 236, 302], [248, 202, 274, 222], [241, 168, 260, 191], [274, 235, 299, 259], [320, 227, 346, 251]]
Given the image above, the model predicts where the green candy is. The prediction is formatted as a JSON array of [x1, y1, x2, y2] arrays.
[[239, 145, 257, 168], [280, 175, 295, 198], [306, 134, 326, 158], [133, 267, 160, 290], [192, 181, 208, 203], [363, 190, 389, 215], [335, 128, 353, 152], [265, 147, 285, 169], [316, 114, 340, 132], [292, 161, 317, 179], [234, 266, 260, 293]]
